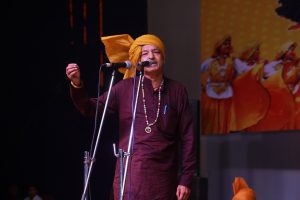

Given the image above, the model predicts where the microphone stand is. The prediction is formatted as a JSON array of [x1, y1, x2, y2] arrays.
[[81, 69, 117, 200], [83, 151, 90, 200], [113, 68, 143, 200]]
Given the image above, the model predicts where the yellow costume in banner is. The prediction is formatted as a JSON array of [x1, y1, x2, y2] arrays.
[[200, 36, 235, 135], [248, 42, 298, 132], [201, 57, 235, 134]]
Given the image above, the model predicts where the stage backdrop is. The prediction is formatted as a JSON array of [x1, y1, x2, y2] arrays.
[[200, 0, 300, 135]]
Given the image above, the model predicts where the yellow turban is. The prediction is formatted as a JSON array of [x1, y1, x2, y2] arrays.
[[212, 35, 232, 57], [232, 177, 256, 200], [239, 42, 261, 61], [101, 34, 165, 79], [214, 35, 231, 49], [275, 41, 297, 60]]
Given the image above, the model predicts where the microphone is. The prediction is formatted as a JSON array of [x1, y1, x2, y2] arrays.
[[137, 60, 156, 67], [101, 61, 132, 69]]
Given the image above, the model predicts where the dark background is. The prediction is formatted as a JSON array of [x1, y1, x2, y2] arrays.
[[1, 0, 147, 199]]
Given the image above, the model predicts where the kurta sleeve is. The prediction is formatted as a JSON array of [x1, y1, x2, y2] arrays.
[[177, 87, 197, 187], [69, 82, 119, 117]]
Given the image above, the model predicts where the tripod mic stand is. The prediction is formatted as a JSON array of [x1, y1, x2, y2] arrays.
[[81, 69, 117, 200], [113, 69, 143, 200]]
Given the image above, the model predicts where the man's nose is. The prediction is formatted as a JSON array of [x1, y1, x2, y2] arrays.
[[148, 51, 154, 59]]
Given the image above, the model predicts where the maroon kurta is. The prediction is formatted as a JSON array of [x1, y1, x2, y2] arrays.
[[70, 76, 196, 200]]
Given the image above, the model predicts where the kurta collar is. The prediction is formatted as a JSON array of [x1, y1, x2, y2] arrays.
[[143, 76, 166, 94]]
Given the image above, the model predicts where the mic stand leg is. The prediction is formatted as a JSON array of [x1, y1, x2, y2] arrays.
[[83, 151, 91, 200], [113, 144, 130, 200]]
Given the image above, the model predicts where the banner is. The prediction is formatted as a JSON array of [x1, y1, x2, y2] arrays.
[[200, 0, 300, 135]]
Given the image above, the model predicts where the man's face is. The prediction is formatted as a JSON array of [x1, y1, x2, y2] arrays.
[[141, 44, 164, 76]]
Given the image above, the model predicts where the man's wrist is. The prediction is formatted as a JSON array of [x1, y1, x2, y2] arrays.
[[71, 81, 83, 88]]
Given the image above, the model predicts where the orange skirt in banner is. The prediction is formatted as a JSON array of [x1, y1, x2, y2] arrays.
[[201, 92, 232, 135], [247, 70, 295, 132], [295, 101, 300, 130], [293, 84, 300, 130], [230, 64, 270, 132]]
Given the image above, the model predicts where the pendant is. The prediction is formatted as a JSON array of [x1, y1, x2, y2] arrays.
[[145, 126, 151, 133]]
